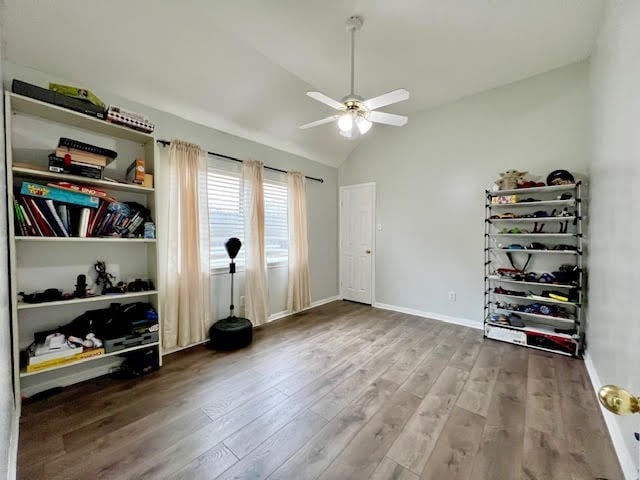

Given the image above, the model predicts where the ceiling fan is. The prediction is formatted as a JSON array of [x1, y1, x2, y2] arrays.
[[300, 15, 409, 139]]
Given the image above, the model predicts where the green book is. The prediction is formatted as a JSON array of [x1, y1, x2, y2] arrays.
[[49, 83, 106, 109]]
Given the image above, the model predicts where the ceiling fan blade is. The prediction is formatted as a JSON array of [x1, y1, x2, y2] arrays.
[[306, 92, 345, 111], [363, 88, 410, 111], [367, 111, 408, 127], [299, 115, 340, 129]]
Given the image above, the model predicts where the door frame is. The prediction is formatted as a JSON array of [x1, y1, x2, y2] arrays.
[[339, 182, 376, 305]]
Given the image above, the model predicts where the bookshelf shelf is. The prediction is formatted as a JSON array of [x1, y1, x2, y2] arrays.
[[17, 290, 158, 310], [9, 92, 153, 144], [12, 165, 155, 194], [20, 342, 160, 377], [6, 90, 163, 405], [15, 236, 156, 243]]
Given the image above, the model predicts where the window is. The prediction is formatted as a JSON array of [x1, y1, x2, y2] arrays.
[[207, 167, 288, 269], [264, 182, 288, 264]]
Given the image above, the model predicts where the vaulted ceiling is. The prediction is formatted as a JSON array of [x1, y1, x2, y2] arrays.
[[3, 0, 604, 166]]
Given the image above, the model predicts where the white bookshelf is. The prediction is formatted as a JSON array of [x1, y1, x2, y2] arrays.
[[5, 91, 163, 408]]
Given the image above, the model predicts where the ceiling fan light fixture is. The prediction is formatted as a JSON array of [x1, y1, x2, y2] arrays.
[[356, 114, 372, 135], [299, 16, 409, 135], [338, 112, 354, 132]]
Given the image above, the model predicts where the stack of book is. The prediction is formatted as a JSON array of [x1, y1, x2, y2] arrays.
[[48, 137, 117, 180], [13, 180, 152, 238]]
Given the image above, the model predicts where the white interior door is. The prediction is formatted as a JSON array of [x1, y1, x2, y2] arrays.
[[340, 183, 375, 304]]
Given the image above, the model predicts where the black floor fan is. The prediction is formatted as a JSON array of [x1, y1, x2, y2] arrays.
[[209, 238, 253, 350]]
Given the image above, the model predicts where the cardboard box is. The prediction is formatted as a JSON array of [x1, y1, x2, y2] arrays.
[[126, 158, 145, 184], [143, 173, 153, 188]]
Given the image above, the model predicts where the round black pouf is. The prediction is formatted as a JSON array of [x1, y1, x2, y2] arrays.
[[209, 316, 253, 351]]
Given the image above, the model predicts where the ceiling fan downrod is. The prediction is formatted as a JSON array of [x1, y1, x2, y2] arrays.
[[346, 15, 363, 100]]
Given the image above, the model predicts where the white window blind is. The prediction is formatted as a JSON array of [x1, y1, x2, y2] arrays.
[[264, 181, 288, 264], [208, 169, 244, 268], [207, 167, 288, 269]]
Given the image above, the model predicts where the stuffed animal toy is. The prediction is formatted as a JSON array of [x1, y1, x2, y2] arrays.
[[496, 169, 528, 190]]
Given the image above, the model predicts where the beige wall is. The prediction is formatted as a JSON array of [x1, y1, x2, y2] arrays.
[[586, 1, 640, 477], [340, 62, 589, 325], [0, 24, 18, 480]]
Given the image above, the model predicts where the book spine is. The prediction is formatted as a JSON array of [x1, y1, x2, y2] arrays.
[[58, 137, 117, 159], [21, 181, 100, 209], [56, 204, 70, 232], [78, 209, 90, 238], [46, 200, 69, 237], [18, 196, 43, 236], [26, 348, 105, 372], [56, 148, 109, 167], [88, 200, 109, 237], [19, 204, 37, 236], [25, 197, 54, 236], [32, 198, 65, 237], [13, 200, 26, 236]]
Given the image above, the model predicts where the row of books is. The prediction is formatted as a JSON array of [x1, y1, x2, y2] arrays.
[[13, 181, 152, 238]]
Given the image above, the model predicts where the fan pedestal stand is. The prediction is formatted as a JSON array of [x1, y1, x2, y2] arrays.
[[209, 239, 253, 351]]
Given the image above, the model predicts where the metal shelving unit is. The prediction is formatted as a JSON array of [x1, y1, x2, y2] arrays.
[[484, 181, 585, 357]]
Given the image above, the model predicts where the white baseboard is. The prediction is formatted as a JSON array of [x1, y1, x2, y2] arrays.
[[20, 357, 123, 398], [583, 352, 637, 480], [269, 295, 342, 323], [372, 302, 483, 330], [163, 340, 208, 356]]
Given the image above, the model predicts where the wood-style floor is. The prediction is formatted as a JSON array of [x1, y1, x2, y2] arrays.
[[18, 301, 622, 480]]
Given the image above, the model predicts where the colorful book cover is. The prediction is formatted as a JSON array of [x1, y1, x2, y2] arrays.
[[48, 83, 106, 109], [21, 181, 99, 209]]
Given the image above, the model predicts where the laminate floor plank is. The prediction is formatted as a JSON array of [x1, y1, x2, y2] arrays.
[[455, 342, 505, 418], [215, 409, 327, 480], [318, 388, 421, 480], [420, 406, 485, 480], [467, 345, 528, 480], [370, 457, 419, 480], [268, 378, 401, 480], [17, 301, 623, 480], [399, 328, 464, 399], [521, 427, 571, 480], [387, 366, 469, 474]]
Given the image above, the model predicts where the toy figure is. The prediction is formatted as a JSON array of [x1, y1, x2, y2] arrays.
[[496, 169, 528, 190], [94, 261, 125, 294]]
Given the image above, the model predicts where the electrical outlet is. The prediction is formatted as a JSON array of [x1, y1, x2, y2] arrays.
[[448, 291, 456, 302], [240, 296, 245, 306]]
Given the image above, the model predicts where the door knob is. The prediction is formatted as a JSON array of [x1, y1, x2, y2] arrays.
[[598, 385, 640, 415], [366, 249, 371, 254]]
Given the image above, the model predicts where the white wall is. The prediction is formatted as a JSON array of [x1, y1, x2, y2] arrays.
[[0, 25, 18, 480], [2, 61, 339, 326], [587, 1, 640, 477], [340, 62, 589, 325]]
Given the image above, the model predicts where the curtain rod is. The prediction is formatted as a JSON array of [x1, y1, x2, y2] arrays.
[[156, 139, 324, 183]]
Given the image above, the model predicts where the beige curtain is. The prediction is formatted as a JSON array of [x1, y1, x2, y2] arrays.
[[287, 171, 311, 312], [161, 140, 211, 349], [243, 160, 269, 326]]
